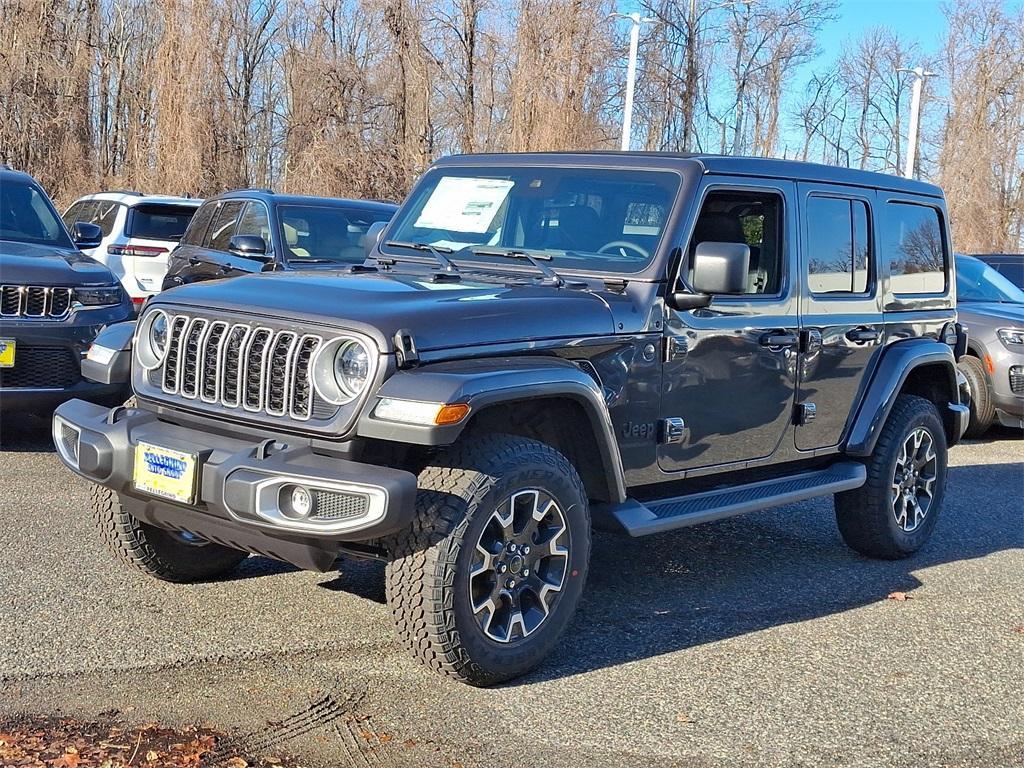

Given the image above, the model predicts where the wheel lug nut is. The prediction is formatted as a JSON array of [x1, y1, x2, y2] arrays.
[[498, 564, 507, 573], [507, 543, 517, 554], [523, 568, 530, 577], [522, 546, 531, 555], [506, 578, 515, 589]]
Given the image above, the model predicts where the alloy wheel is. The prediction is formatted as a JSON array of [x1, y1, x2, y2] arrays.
[[891, 426, 938, 533], [468, 489, 570, 643]]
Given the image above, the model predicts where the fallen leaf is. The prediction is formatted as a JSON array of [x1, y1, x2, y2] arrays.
[[378, 733, 393, 744], [145, 749, 159, 762], [1012, 626, 1024, 634], [887, 591, 912, 601], [676, 712, 695, 724], [224, 758, 248, 768], [50, 751, 82, 768]]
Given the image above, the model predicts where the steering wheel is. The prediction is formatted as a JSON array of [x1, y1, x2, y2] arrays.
[[597, 240, 650, 260]]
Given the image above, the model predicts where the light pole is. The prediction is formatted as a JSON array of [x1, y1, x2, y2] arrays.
[[611, 12, 656, 151], [898, 66, 934, 179]]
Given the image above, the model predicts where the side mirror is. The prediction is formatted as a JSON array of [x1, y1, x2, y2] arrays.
[[229, 235, 272, 261], [691, 241, 750, 295], [73, 221, 103, 250], [363, 221, 388, 258]]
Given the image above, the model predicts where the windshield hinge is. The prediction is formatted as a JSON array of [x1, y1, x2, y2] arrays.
[[603, 278, 628, 293], [394, 329, 419, 369]]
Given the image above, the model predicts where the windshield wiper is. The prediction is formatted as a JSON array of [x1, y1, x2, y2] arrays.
[[466, 247, 564, 287], [383, 240, 460, 274]]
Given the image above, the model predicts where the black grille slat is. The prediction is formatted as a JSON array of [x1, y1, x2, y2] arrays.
[[162, 316, 189, 392], [290, 336, 321, 419], [0, 286, 19, 315], [1010, 366, 1024, 395], [49, 289, 72, 316], [266, 333, 296, 416], [24, 287, 46, 316], [201, 322, 228, 402], [222, 325, 249, 407], [243, 329, 272, 411], [180, 319, 207, 398]]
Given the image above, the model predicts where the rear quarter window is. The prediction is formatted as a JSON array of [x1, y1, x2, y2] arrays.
[[882, 201, 947, 295]]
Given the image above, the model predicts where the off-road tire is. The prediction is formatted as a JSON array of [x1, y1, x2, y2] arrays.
[[385, 434, 591, 686], [958, 355, 994, 438], [89, 397, 249, 582], [91, 484, 249, 582], [835, 394, 947, 559]]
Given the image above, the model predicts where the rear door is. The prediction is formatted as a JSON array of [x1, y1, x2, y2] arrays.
[[170, 199, 246, 285], [795, 184, 883, 451]]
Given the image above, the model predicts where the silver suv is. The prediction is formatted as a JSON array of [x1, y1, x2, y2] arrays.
[[954, 254, 1024, 435]]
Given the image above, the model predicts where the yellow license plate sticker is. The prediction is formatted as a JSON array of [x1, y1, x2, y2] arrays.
[[133, 442, 198, 504], [0, 339, 15, 368]]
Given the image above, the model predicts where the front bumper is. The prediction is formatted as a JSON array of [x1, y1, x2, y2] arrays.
[[992, 350, 1024, 427], [52, 399, 418, 571], [0, 305, 132, 412]]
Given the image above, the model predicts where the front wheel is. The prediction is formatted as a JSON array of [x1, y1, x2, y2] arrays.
[[958, 356, 995, 438], [385, 435, 591, 686], [835, 394, 947, 559]]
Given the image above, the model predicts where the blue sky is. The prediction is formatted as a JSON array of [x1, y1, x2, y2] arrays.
[[812, 0, 948, 58]]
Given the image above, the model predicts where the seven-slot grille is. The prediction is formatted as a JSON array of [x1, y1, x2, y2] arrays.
[[0, 286, 73, 318], [158, 315, 324, 420]]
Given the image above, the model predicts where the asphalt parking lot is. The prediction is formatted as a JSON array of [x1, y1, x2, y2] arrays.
[[0, 412, 1021, 768]]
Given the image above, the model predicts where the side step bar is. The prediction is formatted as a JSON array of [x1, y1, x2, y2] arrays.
[[611, 461, 867, 537]]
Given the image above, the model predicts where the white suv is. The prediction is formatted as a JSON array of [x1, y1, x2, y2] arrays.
[[62, 192, 202, 311]]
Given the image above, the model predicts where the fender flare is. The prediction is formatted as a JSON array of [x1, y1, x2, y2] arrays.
[[81, 320, 137, 385], [356, 356, 627, 503], [845, 338, 961, 456]]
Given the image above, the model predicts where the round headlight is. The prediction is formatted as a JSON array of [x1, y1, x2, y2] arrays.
[[137, 309, 170, 369], [151, 313, 168, 357], [334, 340, 370, 397]]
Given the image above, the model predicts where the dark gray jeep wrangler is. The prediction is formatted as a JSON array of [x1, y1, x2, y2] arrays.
[[53, 152, 969, 685]]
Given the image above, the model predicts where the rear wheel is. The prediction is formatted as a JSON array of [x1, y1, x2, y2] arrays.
[[385, 434, 590, 686], [958, 355, 994, 438], [835, 395, 947, 559]]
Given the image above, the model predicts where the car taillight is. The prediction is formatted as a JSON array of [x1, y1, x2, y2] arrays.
[[107, 244, 169, 257]]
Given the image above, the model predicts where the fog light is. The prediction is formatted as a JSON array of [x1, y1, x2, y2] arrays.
[[280, 484, 313, 519]]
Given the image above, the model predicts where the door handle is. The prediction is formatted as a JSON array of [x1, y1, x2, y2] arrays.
[[846, 327, 880, 344], [760, 331, 799, 348]]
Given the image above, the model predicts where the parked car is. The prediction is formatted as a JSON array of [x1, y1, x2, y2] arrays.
[[954, 253, 1024, 435], [161, 191, 397, 288], [972, 253, 1024, 291], [0, 168, 133, 413], [62, 192, 202, 311], [55, 153, 968, 685]]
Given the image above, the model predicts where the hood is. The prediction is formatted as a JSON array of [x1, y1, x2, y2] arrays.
[[0, 240, 116, 286], [154, 270, 619, 351], [957, 302, 1024, 327]]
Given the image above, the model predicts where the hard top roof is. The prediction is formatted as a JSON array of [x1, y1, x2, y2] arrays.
[[433, 151, 944, 198], [74, 191, 202, 206], [213, 189, 399, 211]]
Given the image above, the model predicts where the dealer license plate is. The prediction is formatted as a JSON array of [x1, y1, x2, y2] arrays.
[[133, 442, 198, 504], [0, 339, 15, 368]]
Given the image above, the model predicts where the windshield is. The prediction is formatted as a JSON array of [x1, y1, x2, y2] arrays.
[[956, 254, 1024, 304], [279, 204, 393, 264], [382, 166, 681, 275], [127, 204, 198, 241], [0, 179, 73, 248]]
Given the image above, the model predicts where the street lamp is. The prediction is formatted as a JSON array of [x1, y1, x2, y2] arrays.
[[611, 12, 656, 151], [897, 66, 935, 179]]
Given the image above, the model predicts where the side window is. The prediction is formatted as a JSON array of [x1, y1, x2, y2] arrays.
[[882, 202, 946, 294], [235, 201, 272, 246], [206, 200, 245, 251], [806, 197, 870, 294], [62, 201, 97, 229], [181, 202, 216, 246], [93, 201, 121, 236], [688, 189, 784, 295]]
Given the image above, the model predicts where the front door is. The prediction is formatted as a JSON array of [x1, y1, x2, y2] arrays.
[[795, 184, 884, 451], [659, 180, 799, 472]]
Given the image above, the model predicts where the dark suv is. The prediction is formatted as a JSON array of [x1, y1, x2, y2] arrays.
[[162, 190, 396, 288], [54, 153, 968, 685], [0, 168, 132, 413]]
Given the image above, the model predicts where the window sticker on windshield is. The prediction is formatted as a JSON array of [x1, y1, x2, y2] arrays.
[[414, 177, 514, 233]]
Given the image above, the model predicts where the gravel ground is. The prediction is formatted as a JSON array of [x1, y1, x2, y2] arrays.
[[0, 412, 1021, 768]]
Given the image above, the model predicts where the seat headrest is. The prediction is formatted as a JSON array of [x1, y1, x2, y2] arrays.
[[693, 212, 746, 245]]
